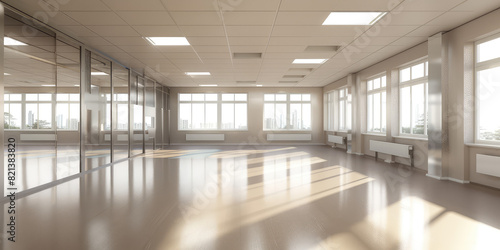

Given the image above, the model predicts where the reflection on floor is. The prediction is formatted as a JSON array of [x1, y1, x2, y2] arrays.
[[2, 146, 500, 250]]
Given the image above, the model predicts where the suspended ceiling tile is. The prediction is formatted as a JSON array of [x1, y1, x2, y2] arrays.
[[398, 0, 468, 11], [379, 11, 443, 26], [186, 37, 228, 46], [104, 36, 151, 46], [87, 26, 140, 37], [58, 25, 99, 37], [132, 26, 184, 37], [271, 26, 359, 37], [59, 0, 111, 11], [452, 0, 500, 12], [162, 0, 218, 11], [65, 12, 128, 26], [116, 12, 176, 26], [231, 46, 267, 53], [180, 26, 226, 36], [225, 26, 272, 37], [269, 36, 352, 46], [101, 0, 166, 11], [228, 36, 269, 46], [169, 12, 223, 25], [275, 12, 332, 26], [279, 0, 400, 11], [191, 46, 230, 53], [223, 12, 276, 26]]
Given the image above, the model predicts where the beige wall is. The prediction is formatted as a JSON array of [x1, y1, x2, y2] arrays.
[[322, 8, 500, 187], [169, 87, 325, 145]]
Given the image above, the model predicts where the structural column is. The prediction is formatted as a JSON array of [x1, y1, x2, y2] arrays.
[[427, 32, 449, 179]]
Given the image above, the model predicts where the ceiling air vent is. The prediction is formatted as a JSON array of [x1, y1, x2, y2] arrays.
[[233, 53, 262, 59], [304, 46, 340, 52], [283, 75, 305, 78]]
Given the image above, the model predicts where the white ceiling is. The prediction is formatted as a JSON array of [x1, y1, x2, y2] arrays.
[[3, 0, 500, 87]]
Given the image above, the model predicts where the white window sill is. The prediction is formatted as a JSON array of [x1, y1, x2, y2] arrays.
[[178, 130, 249, 132], [362, 133, 386, 137], [393, 135, 428, 141], [263, 130, 312, 132], [465, 143, 500, 150]]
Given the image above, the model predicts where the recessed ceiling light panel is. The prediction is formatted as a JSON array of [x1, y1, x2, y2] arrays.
[[292, 59, 328, 64], [186, 72, 211, 76], [322, 12, 387, 25], [199, 84, 217, 87], [91, 72, 108, 76], [145, 37, 190, 46], [4, 37, 27, 46]]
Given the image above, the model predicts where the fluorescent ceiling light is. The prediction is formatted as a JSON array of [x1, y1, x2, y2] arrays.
[[293, 59, 328, 64], [323, 12, 387, 25], [4, 73, 11, 76], [74, 85, 80, 87], [145, 37, 190, 46], [186, 72, 211, 76], [42, 85, 56, 87], [91, 72, 108, 76], [256, 85, 263, 87], [4, 37, 27, 46], [199, 84, 217, 87]]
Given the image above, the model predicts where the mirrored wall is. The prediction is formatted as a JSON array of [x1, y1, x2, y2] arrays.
[[2, 8, 169, 196]]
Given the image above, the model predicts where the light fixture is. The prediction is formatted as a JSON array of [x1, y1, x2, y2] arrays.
[[4, 37, 27, 46], [293, 59, 328, 64], [256, 85, 263, 87], [4, 73, 11, 76], [74, 85, 80, 87], [186, 72, 211, 76], [42, 85, 56, 87], [199, 84, 217, 87], [322, 12, 387, 25], [145, 37, 190, 46], [91, 72, 108, 76]]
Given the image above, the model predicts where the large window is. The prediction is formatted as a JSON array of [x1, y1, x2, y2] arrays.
[[323, 88, 351, 132], [178, 93, 248, 130], [4, 93, 57, 130], [476, 34, 500, 143], [56, 93, 80, 130], [399, 60, 428, 136], [367, 75, 387, 133], [264, 94, 311, 130], [338, 88, 352, 131]]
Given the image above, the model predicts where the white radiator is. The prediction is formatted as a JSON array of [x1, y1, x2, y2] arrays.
[[267, 134, 312, 141], [369, 140, 413, 158], [476, 154, 500, 177], [186, 134, 225, 141], [328, 135, 345, 144], [20, 134, 56, 141]]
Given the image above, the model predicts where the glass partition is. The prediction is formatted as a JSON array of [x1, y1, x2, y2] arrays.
[[3, 12, 57, 192], [131, 74, 144, 156], [112, 64, 129, 161], [155, 85, 164, 149], [145, 78, 155, 152], [56, 38, 80, 179], [84, 53, 111, 169]]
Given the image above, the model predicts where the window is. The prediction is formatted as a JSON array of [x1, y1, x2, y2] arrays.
[[4, 93, 54, 130], [221, 94, 248, 130], [338, 88, 352, 131], [476, 34, 500, 143], [264, 94, 311, 130], [367, 75, 387, 133], [323, 88, 351, 132], [178, 93, 247, 130], [399, 60, 428, 136], [56, 94, 80, 130]]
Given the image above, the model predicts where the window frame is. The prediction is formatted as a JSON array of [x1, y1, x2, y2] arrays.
[[399, 59, 428, 138], [263, 93, 312, 131], [338, 87, 352, 132], [366, 74, 387, 134], [474, 33, 500, 145], [177, 93, 249, 131]]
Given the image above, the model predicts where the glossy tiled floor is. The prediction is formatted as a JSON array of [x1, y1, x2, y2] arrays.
[[2, 146, 500, 250]]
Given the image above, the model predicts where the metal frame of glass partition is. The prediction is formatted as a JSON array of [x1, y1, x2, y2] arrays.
[[0, 3, 168, 199]]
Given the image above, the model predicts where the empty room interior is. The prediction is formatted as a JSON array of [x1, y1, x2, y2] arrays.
[[2, 0, 500, 249]]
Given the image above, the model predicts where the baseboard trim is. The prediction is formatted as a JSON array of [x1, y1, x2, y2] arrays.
[[426, 174, 470, 184], [170, 143, 326, 146]]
